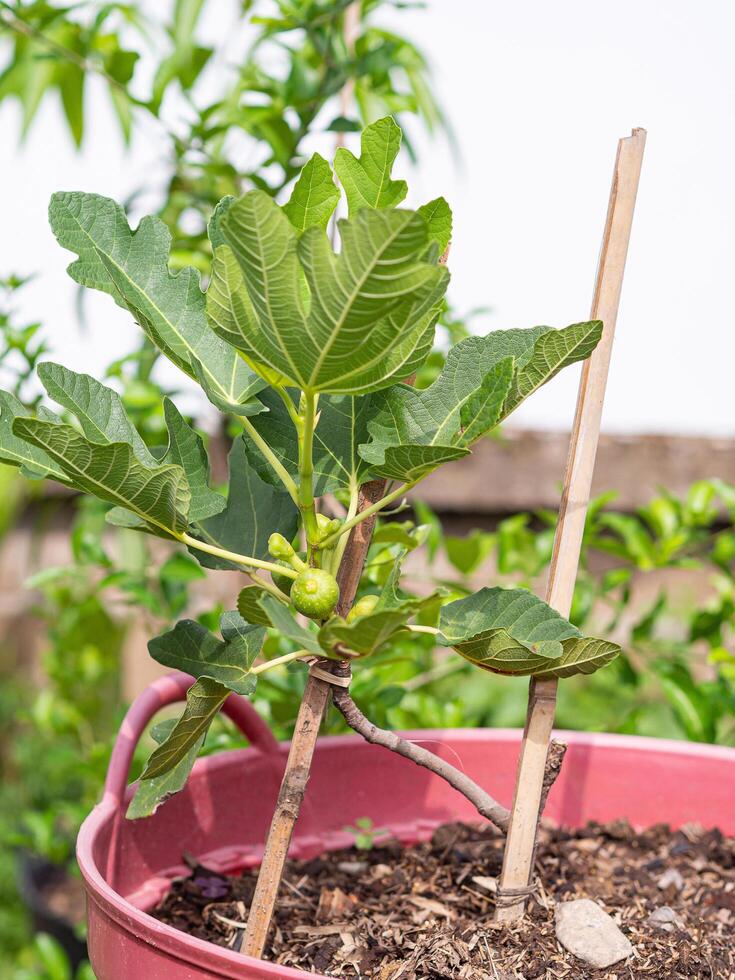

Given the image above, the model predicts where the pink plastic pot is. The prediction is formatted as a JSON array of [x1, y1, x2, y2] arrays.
[[78, 672, 735, 979]]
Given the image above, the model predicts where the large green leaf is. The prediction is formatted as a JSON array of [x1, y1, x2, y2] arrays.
[[282, 152, 340, 233], [48, 192, 265, 414], [334, 116, 407, 214], [37, 362, 157, 466], [219, 192, 448, 393], [503, 320, 603, 415], [359, 322, 602, 483], [0, 391, 68, 481], [241, 388, 376, 495], [148, 615, 265, 696], [359, 355, 514, 481], [13, 418, 190, 533], [188, 436, 298, 570], [141, 677, 229, 780], [127, 718, 204, 820], [365, 444, 469, 483], [439, 587, 620, 678], [161, 399, 224, 522]]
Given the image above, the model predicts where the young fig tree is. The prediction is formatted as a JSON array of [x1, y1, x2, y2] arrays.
[[0, 117, 621, 957]]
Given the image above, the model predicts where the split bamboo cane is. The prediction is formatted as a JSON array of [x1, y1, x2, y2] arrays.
[[495, 127, 647, 923]]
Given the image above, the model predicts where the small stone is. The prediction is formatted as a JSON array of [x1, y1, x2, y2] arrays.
[[471, 875, 498, 894], [336, 861, 368, 875], [555, 898, 634, 969], [657, 868, 685, 891], [646, 906, 685, 932]]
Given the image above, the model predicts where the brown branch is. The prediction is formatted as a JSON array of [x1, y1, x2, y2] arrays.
[[332, 686, 511, 832], [538, 739, 567, 817]]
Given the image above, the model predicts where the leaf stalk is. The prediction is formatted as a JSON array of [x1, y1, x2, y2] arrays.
[[179, 532, 298, 579]]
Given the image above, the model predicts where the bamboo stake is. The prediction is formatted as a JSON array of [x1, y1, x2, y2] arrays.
[[495, 128, 647, 923]]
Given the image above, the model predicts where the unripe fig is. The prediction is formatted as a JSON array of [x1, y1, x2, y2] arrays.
[[346, 594, 380, 623], [291, 568, 340, 620]]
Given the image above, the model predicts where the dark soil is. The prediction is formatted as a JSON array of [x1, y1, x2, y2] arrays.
[[153, 820, 735, 978]]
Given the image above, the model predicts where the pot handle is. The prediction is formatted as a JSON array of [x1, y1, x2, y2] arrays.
[[103, 671, 280, 807]]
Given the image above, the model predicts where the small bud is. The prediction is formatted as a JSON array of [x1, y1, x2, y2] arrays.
[[315, 513, 342, 544], [268, 533, 295, 560]]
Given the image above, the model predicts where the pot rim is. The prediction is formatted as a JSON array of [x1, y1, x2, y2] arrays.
[[77, 728, 735, 979]]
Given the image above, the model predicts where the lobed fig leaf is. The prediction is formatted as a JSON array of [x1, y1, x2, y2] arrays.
[[141, 677, 230, 780], [334, 116, 407, 214], [48, 191, 265, 415], [282, 152, 340, 233], [438, 587, 620, 678], [13, 417, 190, 534], [359, 322, 602, 483], [148, 614, 265, 696]]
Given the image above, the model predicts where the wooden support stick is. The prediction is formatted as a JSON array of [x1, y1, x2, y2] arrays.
[[242, 480, 385, 958], [495, 128, 647, 923]]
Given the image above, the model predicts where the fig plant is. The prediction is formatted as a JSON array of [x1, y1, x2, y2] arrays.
[[0, 117, 622, 952]]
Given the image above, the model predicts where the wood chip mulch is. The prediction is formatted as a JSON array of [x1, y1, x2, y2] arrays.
[[153, 820, 735, 978]]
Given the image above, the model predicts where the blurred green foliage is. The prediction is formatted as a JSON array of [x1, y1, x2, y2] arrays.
[[217, 480, 734, 748]]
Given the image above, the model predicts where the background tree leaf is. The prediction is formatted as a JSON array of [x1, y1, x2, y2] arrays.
[[148, 616, 264, 695], [282, 152, 340, 233], [187, 436, 298, 570], [141, 677, 229, 780], [334, 116, 407, 213], [13, 418, 190, 534]]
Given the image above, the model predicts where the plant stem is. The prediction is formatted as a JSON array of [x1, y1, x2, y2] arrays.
[[241, 416, 300, 505], [297, 390, 320, 549], [251, 649, 311, 675], [178, 532, 298, 579], [407, 624, 440, 636], [245, 571, 291, 603], [329, 478, 360, 573], [274, 385, 302, 428], [319, 479, 419, 550], [332, 686, 511, 832]]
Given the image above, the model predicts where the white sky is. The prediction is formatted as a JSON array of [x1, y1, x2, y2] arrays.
[[1, 0, 733, 435]]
